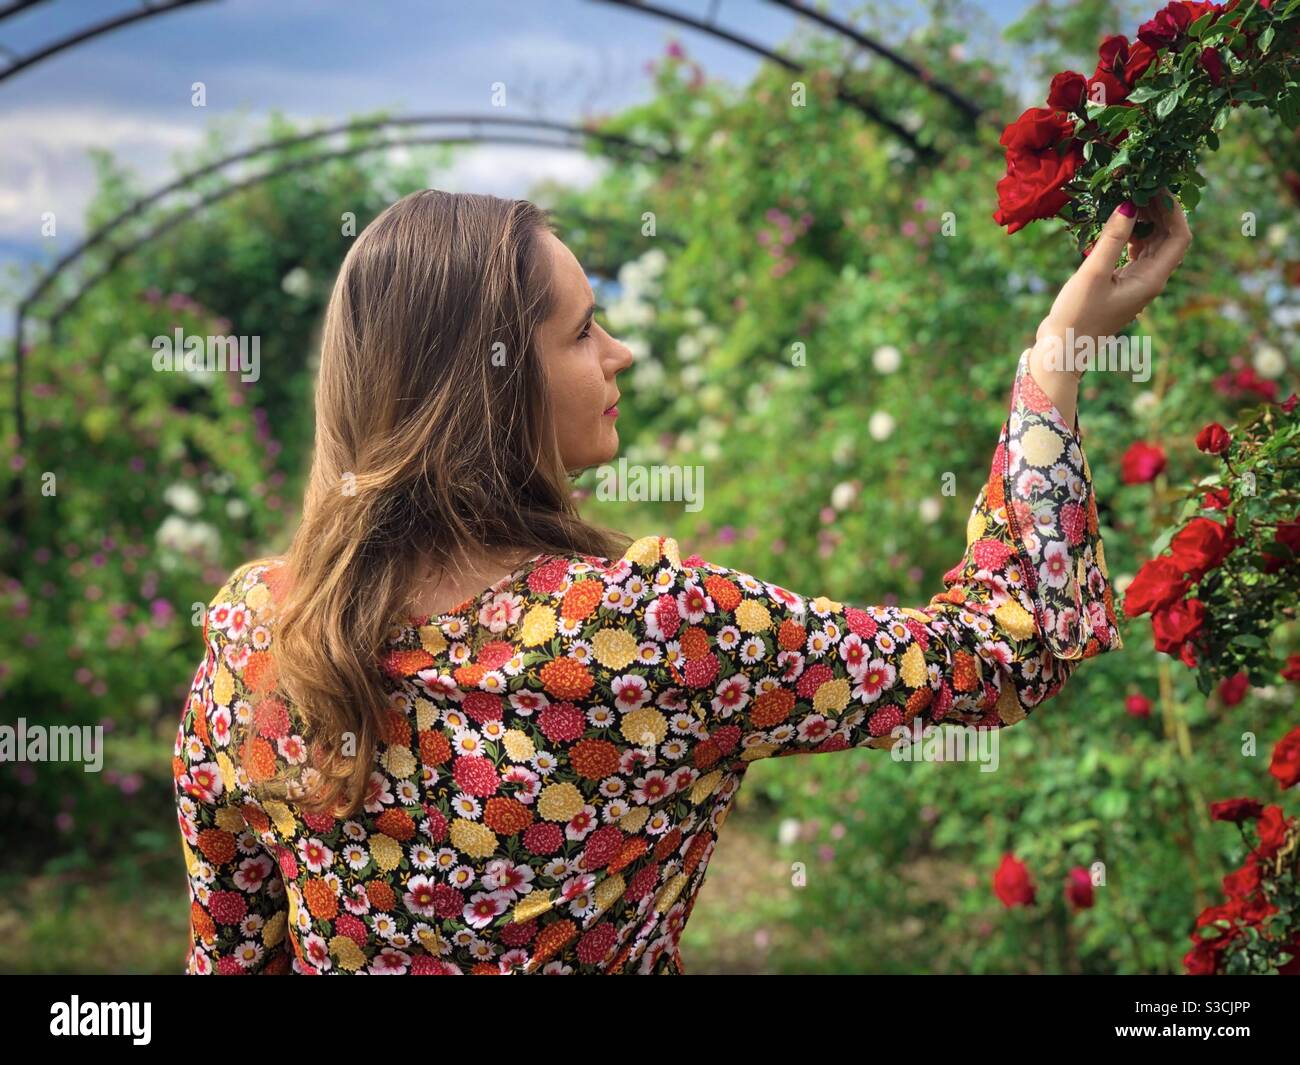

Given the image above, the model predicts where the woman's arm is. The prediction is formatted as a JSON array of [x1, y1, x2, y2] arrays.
[[1029, 192, 1193, 426]]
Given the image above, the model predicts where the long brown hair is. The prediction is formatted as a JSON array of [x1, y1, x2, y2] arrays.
[[263, 189, 628, 819]]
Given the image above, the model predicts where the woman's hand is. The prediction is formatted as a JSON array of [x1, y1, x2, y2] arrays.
[[1029, 190, 1193, 423]]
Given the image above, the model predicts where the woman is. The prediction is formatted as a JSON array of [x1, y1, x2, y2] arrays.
[[173, 189, 1191, 974]]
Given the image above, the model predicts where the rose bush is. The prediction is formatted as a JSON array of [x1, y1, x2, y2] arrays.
[[996, 0, 1300, 251]]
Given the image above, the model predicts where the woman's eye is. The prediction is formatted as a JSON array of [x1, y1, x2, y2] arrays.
[[578, 321, 593, 341]]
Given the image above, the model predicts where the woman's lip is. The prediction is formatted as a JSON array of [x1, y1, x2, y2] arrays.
[[603, 405, 619, 417]]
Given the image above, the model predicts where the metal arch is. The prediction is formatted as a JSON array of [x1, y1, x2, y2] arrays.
[[44, 132, 674, 331], [8, 118, 676, 480], [0, 0, 216, 84], [588, 0, 937, 163], [17, 114, 677, 318], [766, 0, 986, 125], [0, 1, 49, 24]]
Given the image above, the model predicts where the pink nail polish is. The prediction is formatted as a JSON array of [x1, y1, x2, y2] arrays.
[[1118, 201, 1137, 217]]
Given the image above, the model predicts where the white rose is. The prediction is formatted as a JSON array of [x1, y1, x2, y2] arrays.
[[872, 344, 901, 374], [918, 497, 942, 523], [164, 482, 202, 516], [1253, 343, 1287, 379], [868, 411, 895, 441]]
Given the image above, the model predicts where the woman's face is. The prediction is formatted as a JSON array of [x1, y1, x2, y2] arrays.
[[535, 232, 634, 472]]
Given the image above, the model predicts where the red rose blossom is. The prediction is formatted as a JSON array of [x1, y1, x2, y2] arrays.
[[1120, 440, 1167, 484], [1282, 653, 1300, 683], [993, 108, 1085, 234], [993, 853, 1036, 907], [1151, 597, 1206, 654], [1169, 516, 1235, 579], [1209, 797, 1264, 823], [1066, 867, 1095, 909], [1123, 555, 1189, 617], [1195, 422, 1231, 454], [1125, 692, 1153, 717], [1268, 726, 1300, 790], [1047, 71, 1087, 111], [1217, 671, 1249, 706]]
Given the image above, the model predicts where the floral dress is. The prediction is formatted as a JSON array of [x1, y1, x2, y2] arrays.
[[172, 348, 1123, 975]]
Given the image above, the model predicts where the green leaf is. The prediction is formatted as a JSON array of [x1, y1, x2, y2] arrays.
[[1206, 129, 1220, 151], [1156, 87, 1184, 120], [1181, 182, 1201, 211], [1189, 10, 1217, 38], [1126, 85, 1162, 104], [1260, 26, 1275, 54]]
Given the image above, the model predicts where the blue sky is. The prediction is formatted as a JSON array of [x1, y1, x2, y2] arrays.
[[1, 0, 1040, 287]]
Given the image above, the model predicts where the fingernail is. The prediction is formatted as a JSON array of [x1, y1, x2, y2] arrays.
[[1118, 201, 1137, 217]]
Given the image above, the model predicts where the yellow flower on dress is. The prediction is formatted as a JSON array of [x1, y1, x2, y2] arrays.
[[330, 935, 366, 971], [594, 874, 626, 915], [623, 535, 664, 567], [369, 834, 402, 872], [899, 643, 928, 688], [619, 707, 667, 747], [1021, 424, 1064, 467], [592, 628, 638, 670], [212, 665, 234, 708], [537, 782, 585, 822], [264, 800, 297, 839], [419, 625, 448, 655], [734, 599, 773, 633], [519, 604, 557, 647], [501, 729, 535, 762], [994, 599, 1036, 641], [449, 818, 498, 859], [381, 745, 416, 780], [690, 770, 723, 803], [812, 676, 851, 714], [263, 910, 287, 947]]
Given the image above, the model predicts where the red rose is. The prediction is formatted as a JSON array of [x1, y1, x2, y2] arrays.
[[1047, 71, 1088, 111], [1202, 487, 1231, 510], [1269, 726, 1300, 790], [1121, 440, 1167, 484], [1065, 867, 1095, 910], [1138, 2, 1220, 51], [1126, 40, 1159, 84], [993, 853, 1036, 907], [994, 108, 1085, 234], [1098, 34, 1130, 73], [1151, 597, 1206, 654], [1195, 422, 1231, 454], [1282, 393, 1298, 414], [1169, 516, 1235, 579], [1199, 46, 1227, 85], [1282, 653, 1300, 683], [1217, 670, 1249, 706], [1088, 66, 1130, 107], [1222, 854, 1262, 901], [1257, 805, 1294, 859], [1209, 797, 1264, 823], [1125, 692, 1153, 717], [1123, 555, 1189, 617]]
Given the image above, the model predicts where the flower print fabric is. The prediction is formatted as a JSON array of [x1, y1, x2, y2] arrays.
[[172, 347, 1122, 975]]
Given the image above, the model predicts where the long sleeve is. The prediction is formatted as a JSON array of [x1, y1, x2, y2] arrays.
[[172, 569, 292, 975], [607, 347, 1123, 761]]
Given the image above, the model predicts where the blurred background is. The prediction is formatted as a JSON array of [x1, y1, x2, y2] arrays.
[[2, 0, 1297, 973]]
